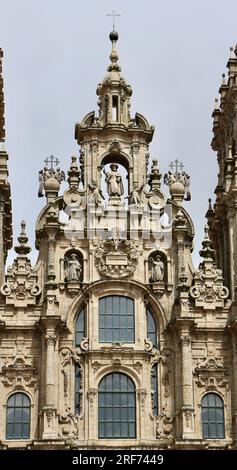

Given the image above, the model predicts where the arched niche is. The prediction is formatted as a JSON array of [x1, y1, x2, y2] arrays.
[[64, 248, 84, 283], [148, 250, 167, 284], [99, 150, 133, 198]]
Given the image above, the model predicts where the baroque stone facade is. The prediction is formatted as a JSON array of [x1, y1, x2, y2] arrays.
[[0, 33, 237, 450]]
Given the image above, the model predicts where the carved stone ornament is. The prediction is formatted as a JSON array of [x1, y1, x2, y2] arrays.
[[156, 407, 176, 440], [58, 406, 79, 439], [1, 259, 41, 306], [194, 357, 229, 390], [190, 263, 229, 310], [1, 356, 38, 389], [95, 238, 139, 279]]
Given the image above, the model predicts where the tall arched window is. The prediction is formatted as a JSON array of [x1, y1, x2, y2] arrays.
[[151, 365, 158, 416], [201, 393, 225, 439], [147, 308, 157, 348], [98, 373, 136, 439], [75, 365, 81, 414], [6, 393, 31, 439], [99, 296, 134, 343], [75, 307, 85, 347]]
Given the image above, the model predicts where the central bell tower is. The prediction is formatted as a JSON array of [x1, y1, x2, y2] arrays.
[[74, 31, 154, 200]]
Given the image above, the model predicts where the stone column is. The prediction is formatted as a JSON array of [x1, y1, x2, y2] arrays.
[[0, 196, 4, 286], [179, 327, 195, 438], [227, 207, 235, 299], [138, 388, 147, 440], [42, 331, 58, 439], [230, 329, 237, 442]]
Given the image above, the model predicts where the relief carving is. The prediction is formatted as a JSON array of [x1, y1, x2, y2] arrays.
[[95, 236, 139, 279], [156, 408, 176, 440], [194, 357, 229, 390], [1, 356, 38, 389], [58, 406, 79, 439]]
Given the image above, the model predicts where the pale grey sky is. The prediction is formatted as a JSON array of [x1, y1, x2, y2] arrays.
[[1, 0, 237, 267]]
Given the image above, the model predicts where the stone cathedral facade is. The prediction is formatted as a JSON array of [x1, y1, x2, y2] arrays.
[[0, 32, 237, 450]]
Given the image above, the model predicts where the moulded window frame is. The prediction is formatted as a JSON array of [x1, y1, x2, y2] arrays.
[[5, 392, 32, 441], [201, 392, 225, 440]]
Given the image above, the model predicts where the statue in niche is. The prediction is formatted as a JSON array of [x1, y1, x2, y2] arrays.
[[103, 163, 124, 197], [65, 253, 82, 282], [150, 255, 165, 282], [88, 180, 105, 206]]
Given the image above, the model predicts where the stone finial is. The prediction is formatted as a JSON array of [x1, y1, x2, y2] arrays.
[[164, 160, 191, 204], [108, 30, 121, 73], [221, 73, 226, 86], [67, 156, 80, 189], [230, 46, 235, 59], [148, 160, 162, 190], [0, 48, 5, 142], [199, 224, 215, 261], [38, 155, 65, 201], [15, 220, 31, 255]]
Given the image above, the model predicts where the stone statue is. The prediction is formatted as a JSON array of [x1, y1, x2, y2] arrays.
[[88, 180, 105, 206], [150, 255, 164, 282], [163, 171, 177, 187], [127, 184, 144, 205], [103, 163, 124, 197], [54, 167, 65, 183], [65, 254, 81, 282]]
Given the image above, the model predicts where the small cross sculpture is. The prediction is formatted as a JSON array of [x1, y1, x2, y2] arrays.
[[169, 159, 184, 177], [107, 10, 121, 30], [44, 155, 60, 174]]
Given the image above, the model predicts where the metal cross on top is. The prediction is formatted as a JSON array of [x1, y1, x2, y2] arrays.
[[169, 159, 184, 175], [107, 10, 121, 31], [44, 155, 60, 174]]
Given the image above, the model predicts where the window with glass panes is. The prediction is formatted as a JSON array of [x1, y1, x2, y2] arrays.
[[99, 296, 134, 343], [75, 307, 85, 347], [75, 365, 81, 414], [151, 365, 158, 416], [147, 308, 157, 347], [98, 373, 136, 439], [201, 393, 225, 439], [6, 393, 30, 439]]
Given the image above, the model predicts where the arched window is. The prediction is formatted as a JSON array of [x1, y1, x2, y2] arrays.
[[201, 393, 225, 439], [99, 296, 134, 343], [75, 365, 82, 414], [147, 308, 157, 348], [6, 393, 31, 440], [75, 307, 85, 347], [151, 365, 158, 416], [98, 373, 136, 439]]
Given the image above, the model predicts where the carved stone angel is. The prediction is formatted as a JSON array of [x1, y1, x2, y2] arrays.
[[127, 183, 144, 205], [88, 180, 105, 206]]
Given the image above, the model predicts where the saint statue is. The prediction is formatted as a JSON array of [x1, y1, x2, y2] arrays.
[[103, 163, 124, 197], [150, 255, 165, 282], [65, 254, 81, 282]]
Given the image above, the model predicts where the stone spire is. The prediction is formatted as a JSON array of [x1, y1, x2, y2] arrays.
[[0, 49, 5, 143]]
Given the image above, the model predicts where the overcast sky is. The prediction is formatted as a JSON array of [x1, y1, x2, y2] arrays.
[[1, 0, 237, 267]]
